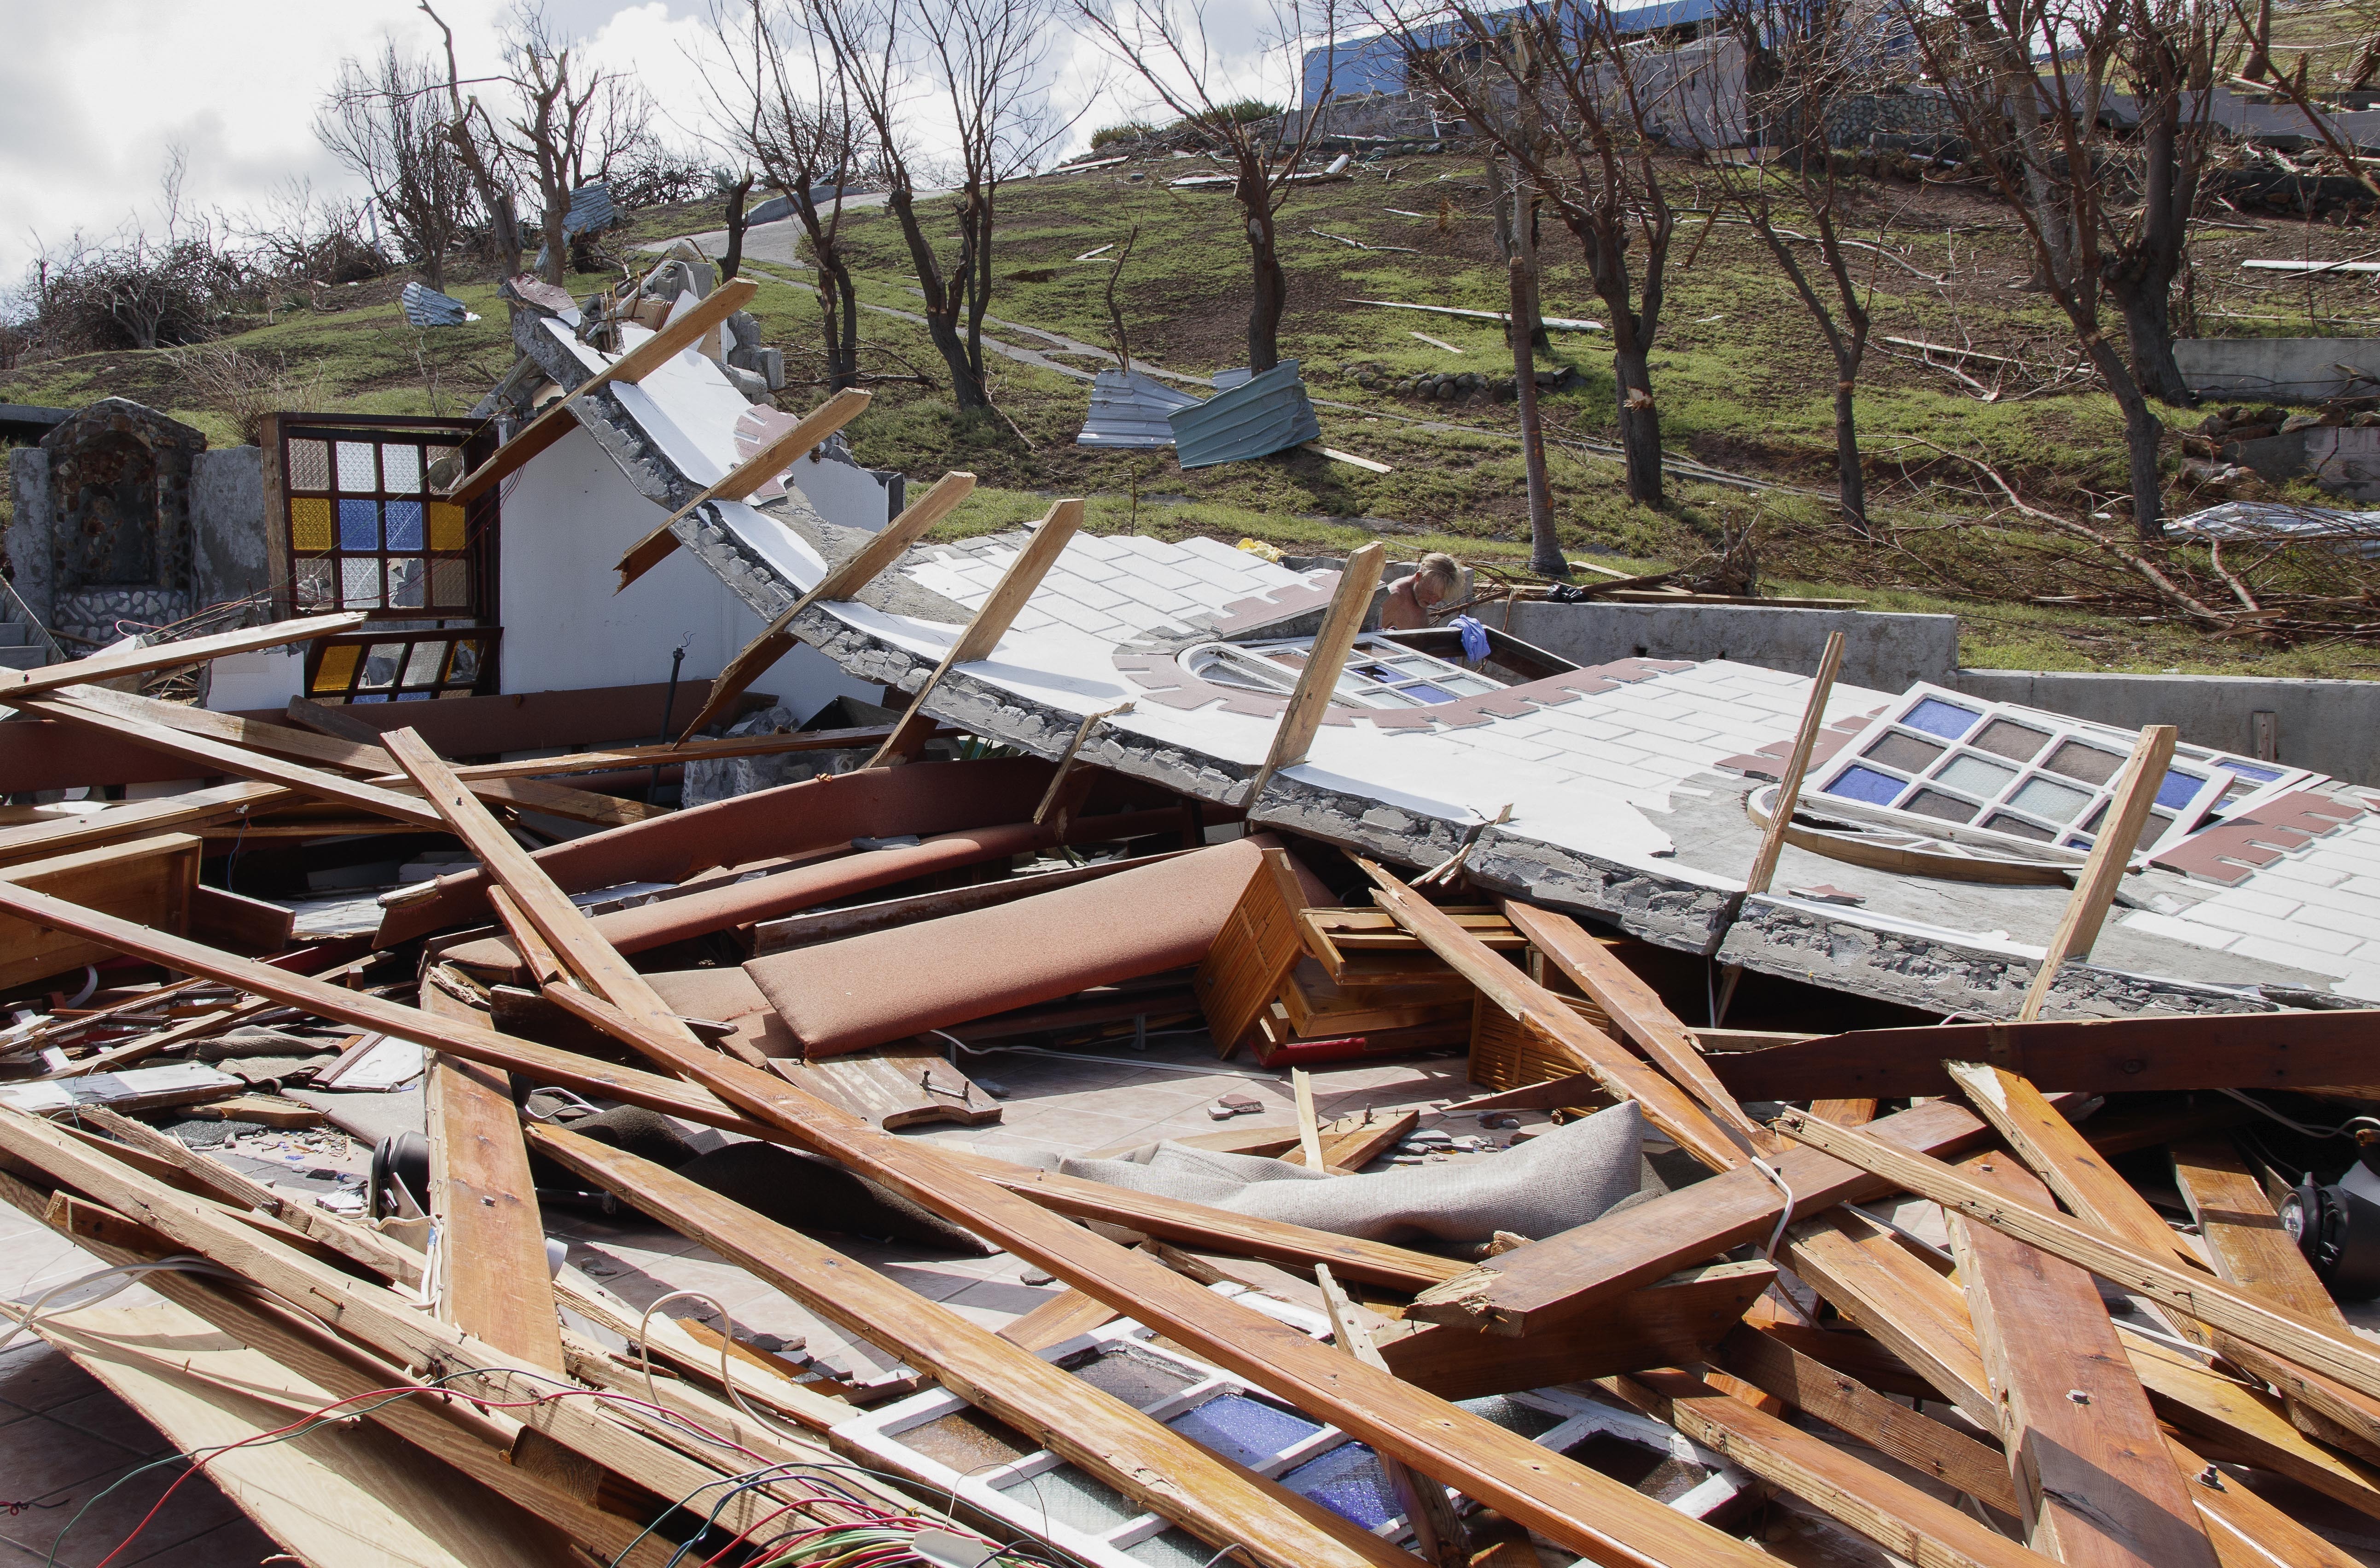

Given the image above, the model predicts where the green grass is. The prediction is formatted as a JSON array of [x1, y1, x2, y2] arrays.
[[8, 161, 2378, 681]]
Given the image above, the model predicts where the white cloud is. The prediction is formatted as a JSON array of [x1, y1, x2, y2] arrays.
[[0, 0, 1308, 297]]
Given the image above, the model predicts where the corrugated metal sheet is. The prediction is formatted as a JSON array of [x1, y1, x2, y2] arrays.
[[1168, 360, 1321, 468], [400, 282, 477, 327], [563, 182, 617, 236], [1077, 369, 1205, 449]]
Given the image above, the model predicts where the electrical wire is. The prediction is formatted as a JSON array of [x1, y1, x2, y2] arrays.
[[2218, 1087, 2380, 1141], [629, 1288, 816, 1452], [0, 1258, 237, 1359]]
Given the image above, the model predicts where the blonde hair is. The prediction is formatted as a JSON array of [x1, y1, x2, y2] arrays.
[[1414, 552, 1461, 600]]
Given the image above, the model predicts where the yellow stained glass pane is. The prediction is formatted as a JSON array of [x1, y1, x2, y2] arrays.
[[428, 501, 467, 551], [312, 644, 360, 694], [290, 497, 333, 552]]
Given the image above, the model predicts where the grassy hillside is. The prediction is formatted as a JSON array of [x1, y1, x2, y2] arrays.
[[8, 145, 2379, 679]]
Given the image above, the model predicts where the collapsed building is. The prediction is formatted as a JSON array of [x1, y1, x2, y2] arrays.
[[1, 269, 2379, 1568]]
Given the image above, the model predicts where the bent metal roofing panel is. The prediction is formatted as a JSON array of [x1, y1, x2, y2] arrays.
[[509, 305, 2371, 1021]]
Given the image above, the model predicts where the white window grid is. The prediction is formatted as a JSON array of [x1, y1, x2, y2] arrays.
[[1180, 635, 1504, 710], [832, 1290, 1748, 1568], [1809, 684, 2292, 859]]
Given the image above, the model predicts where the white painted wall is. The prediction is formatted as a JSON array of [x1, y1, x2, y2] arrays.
[[495, 424, 873, 721]]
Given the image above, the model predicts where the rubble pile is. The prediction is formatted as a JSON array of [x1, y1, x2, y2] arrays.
[[4, 268, 2379, 1568]]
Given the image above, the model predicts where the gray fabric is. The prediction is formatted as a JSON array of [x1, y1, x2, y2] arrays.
[[1042, 1101, 1645, 1246]]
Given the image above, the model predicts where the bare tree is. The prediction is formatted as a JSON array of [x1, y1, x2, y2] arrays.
[[316, 41, 477, 291], [1711, 0, 1880, 534], [814, 0, 1065, 412], [419, 2, 525, 277], [1375, 0, 1680, 504], [496, 10, 656, 285], [1901, 0, 2217, 537], [713, 0, 872, 390], [1077, 0, 1336, 375]]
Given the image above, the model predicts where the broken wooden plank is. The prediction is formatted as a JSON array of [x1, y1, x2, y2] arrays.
[[1364, 859, 1763, 1171], [405, 837, 1786, 1568], [2017, 724, 2175, 1020], [0, 611, 365, 698], [527, 1122, 1424, 1568], [868, 496, 1085, 767], [673, 471, 978, 742], [1605, 1367, 2054, 1568], [1708, 1008, 2380, 1102], [1315, 1263, 1468, 1568], [1947, 1061, 2205, 1271], [995, 1288, 1121, 1352], [1293, 1067, 1327, 1171], [1714, 1321, 2020, 1516], [0, 834, 202, 992], [446, 279, 761, 503], [613, 387, 873, 589], [381, 727, 709, 1057], [2171, 1134, 2380, 1463], [0, 874, 1472, 1301], [1405, 1096, 2002, 1333], [1777, 1106, 2380, 1406], [0, 1110, 803, 1551], [1376, 1262, 1773, 1400], [58, 684, 662, 830], [1246, 542, 1384, 805], [1949, 1153, 2221, 1568], [11, 694, 442, 827], [1501, 903, 1764, 1154], [427, 1054, 565, 1373], [1784, 1207, 1999, 1432]]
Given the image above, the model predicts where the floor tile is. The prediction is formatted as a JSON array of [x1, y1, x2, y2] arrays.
[[4, 1450, 245, 1568], [0, 1342, 105, 1419]]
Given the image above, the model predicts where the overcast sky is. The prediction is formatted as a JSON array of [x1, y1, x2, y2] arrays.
[[0, 0, 1303, 294]]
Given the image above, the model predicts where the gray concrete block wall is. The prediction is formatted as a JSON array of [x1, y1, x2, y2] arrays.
[[6, 447, 52, 627], [191, 445, 268, 612], [1949, 668, 2380, 786], [2172, 337, 2380, 404], [1504, 601, 1959, 694]]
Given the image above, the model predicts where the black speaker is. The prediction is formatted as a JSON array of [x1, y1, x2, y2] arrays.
[[2281, 1151, 2380, 1301]]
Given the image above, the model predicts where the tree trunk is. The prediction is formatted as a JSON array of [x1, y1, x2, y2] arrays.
[[1832, 373, 1867, 530], [1241, 158, 1286, 374], [2118, 292, 2192, 405], [721, 176, 751, 282], [828, 262, 861, 391], [540, 199, 568, 287], [888, 187, 986, 410], [1613, 345, 1663, 505], [2084, 338, 2167, 537], [2104, 99, 2195, 408], [1505, 236, 1559, 573]]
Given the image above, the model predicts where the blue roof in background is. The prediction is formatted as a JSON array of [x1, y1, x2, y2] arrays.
[[1300, 0, 1727, 105]]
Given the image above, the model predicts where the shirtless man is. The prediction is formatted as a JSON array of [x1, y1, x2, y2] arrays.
[[1379, 552, 1460, 630]]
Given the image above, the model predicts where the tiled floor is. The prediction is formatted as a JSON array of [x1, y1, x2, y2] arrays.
[[0, 1208, 278, 1567]]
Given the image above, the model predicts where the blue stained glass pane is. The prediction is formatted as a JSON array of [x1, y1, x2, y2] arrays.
[[1280, 1444, 1401, 1531], [1822, 765, 1905, 805], [384, 500, 424, 549], [1902, 698, 1981, 739], [2224, 762, 2285, 784], [350, 693, 391, 704], [1404, 683, 1458, 704], [338, 499, 379, 550], [396, 692, 433, 701], [1165, 1395, 1321, 1469], [2155, 769, 2206, 809]]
